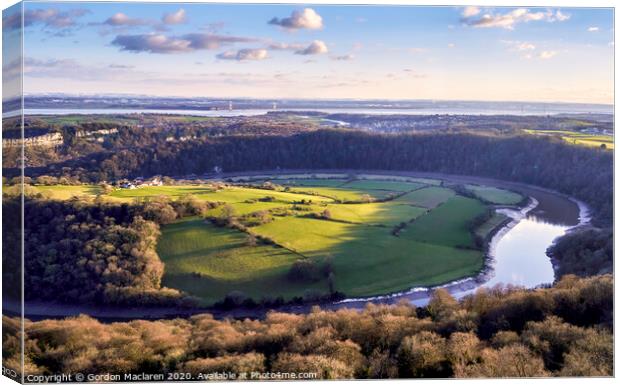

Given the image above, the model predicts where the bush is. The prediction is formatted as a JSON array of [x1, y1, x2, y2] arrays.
[[287, 259, 321, 282]]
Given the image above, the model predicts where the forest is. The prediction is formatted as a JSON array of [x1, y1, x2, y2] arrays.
[[3, 274, 612, 378], [2, 194, 214, 307]]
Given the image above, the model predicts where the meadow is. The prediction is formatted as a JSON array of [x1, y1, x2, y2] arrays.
[[29, 175, 525, 305], [524, 129, 614, 150], [465, 184, 524, 205]]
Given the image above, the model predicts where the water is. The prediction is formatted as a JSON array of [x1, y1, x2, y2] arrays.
[[483, 209, 567, 289], [6, 104, 613, 118]]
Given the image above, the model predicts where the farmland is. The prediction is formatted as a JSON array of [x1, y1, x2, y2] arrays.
[[27, 175, 525, 305], [465, 184, 524, 205], [524, 129, 614, 150]]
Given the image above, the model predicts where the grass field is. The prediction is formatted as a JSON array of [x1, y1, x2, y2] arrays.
[[524, 129, 614, 150], [400, 196, 486, 248], [475, 212, 509, 239], [268, 178, 348, 187], [35, 176, 514, 304], [465, 185, 524, 205], [109, 185, 334, 204], [32, 185, 103, 199], [156, 218, 322, 305], [321, 202, 427, 226], [395, 186, 456, 208], [341, 180, 424, 192]]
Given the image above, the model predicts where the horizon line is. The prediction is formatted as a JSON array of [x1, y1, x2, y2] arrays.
[[7, 93, 615, 107]]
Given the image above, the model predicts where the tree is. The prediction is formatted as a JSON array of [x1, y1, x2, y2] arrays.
[[460, 345, 548, 378], [397, 332, 448, 377], [447, 332, 480, 376], [220, 204, 236, 226], [327, 272, 336, 294], [287, 259, 320, 282]]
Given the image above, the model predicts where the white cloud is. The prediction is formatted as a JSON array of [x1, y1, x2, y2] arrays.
[[502, 40, 536, 51], [463, 8, 570, 30], [331, 54, 354, 61], [461, 6, 481, 18], [112, 33, 256, 54], [553, 10, 571, 22], [538, 50, 557, 59], [163, 9, 187, 25], [104, 12, 149, 26], [269, 8, 323, 30], [216, 48, 268, 61], [4, 8, 90, 30], [295, 40, 328, 55], [447, 43, 455, 48], [267, 42, 305, 51], [588, 26, 600, 32]]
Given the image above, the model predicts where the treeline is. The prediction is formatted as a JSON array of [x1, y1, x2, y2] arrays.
[[547, 228, 613, 278], [7, 195, 213, 307], [3, 274, 612, 379], [27, 130, 612, 226]]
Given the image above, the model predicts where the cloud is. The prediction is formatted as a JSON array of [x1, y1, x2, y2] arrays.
[[267, 42, 306, 51], [295, 40, 328, 55], [447, 43, 456, 48], [408, 48, 427, 54], [21, 57, 150, 84], [553, 11, 570, 22], [111, 33, 256, 54], [104, 13, 150, 26], [331, 54, 354, 61], [462, 8, 570, 30], [216, 48, 268, 61], [588, 26, 600, 32], [4, 8, 90, 31], [163, 9, 187, 25], [109, 64, 135, 69], [112, 34, 191, 53], [269, 8, 323, 30], [502, 40, 536, 51], [538, 50, 557, 59], [461, 6, 481, 18]]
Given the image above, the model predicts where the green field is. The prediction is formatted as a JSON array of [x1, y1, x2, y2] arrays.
[[524, 129, 614, 150], [395, 186, 456, 208], [341, 180, 424, 192], [321, 202, 427, 225], [268, 178, 348, 187], [465, 185, 524, 205], [33, 176, 521, 304], [156, 218, 325, 304], [285, 186, 397, 202], [109, 185, 334, 204], [475, 212, 509, 239], [32, 185, 103, 199], [400, 196, 486, 248], [153, 179, 512, 303]]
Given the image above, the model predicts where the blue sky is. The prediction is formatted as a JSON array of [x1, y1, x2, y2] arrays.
[[3, 2, 614, 103]]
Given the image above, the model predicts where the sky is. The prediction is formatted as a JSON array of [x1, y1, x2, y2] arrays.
[[2, 2, 615, 104]]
